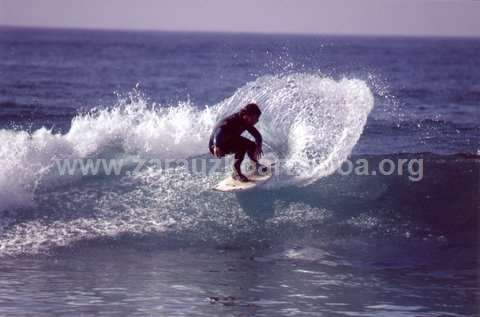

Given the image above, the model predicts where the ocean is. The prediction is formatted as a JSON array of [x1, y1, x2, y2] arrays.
[[0, 27, 478, 316]]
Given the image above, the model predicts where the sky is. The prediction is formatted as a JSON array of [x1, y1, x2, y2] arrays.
[[1, 0, 479, 37]]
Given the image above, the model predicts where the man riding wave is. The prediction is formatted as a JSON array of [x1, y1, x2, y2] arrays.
[[209, 103, 266, 182]]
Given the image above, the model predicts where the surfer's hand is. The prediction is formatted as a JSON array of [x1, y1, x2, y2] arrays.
[[254, 145, 263, 160], [213, 146, 223, 158]]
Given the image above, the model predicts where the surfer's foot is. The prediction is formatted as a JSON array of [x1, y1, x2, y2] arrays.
[[232, 171, 249, 182], [252, 162, 268, 176]]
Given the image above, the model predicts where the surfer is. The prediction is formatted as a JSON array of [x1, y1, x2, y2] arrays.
[[209, 103, 265, 182]]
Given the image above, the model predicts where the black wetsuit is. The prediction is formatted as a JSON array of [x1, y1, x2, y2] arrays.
[[208, 112, 262, 165]]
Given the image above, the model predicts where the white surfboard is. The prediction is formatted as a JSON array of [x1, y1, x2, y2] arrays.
[[213, 161, 274, 192]]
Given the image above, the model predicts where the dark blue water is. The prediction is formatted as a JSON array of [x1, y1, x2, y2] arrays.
[[0, 27, 478, 316]]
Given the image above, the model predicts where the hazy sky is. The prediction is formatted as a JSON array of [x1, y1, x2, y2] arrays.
[[1, 0, 479, 37]]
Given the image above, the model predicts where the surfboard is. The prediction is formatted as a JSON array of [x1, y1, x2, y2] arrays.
[[213, 161, 274, 192]]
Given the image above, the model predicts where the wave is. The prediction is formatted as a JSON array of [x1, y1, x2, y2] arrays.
[[0, 73, 382, 256], [0, 73, 373, 211]]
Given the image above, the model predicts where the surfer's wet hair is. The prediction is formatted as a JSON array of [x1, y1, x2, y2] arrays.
[[240, 103, 261, 117]]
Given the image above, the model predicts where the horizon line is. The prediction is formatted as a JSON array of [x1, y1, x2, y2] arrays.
[[1, 24, 479, 40]]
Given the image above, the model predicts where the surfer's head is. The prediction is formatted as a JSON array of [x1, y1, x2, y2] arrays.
[[240, 103, 261, 126]]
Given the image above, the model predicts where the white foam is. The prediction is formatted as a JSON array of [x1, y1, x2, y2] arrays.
[[0, 128, 74, 210]]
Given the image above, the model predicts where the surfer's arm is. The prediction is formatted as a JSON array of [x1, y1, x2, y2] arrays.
[[246, 126, 262, 147]]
